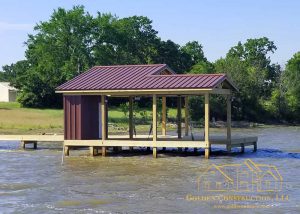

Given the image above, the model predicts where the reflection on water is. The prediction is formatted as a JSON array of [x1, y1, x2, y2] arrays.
[[0, 127, 300, 213]]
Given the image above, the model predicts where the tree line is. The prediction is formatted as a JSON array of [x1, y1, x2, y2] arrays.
[[0, 6, 299, 123]]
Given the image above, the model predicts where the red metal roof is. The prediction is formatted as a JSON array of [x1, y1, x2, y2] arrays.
[[56, 64, 235, 91]]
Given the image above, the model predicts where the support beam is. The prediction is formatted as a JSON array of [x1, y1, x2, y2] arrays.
[[162, 96, 167, 136], [101, 95, 107, 157], [177, 96, 182, 139], [129, 96, 134, 139], [153, 94, 157, 158], [184, 96, 189, 136], [226, 95, 232, 152], [204, 93, 210, 159]]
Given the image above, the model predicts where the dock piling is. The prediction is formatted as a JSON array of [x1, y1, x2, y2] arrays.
[[153, 147, 157, 158], [64, 146, 70, 156], [254, 142, 257, 151], [241, 144, 245, 153], [102, 147, 106, 157]]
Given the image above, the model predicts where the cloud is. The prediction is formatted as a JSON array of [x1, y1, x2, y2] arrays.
[[0, 21, 33, 31]]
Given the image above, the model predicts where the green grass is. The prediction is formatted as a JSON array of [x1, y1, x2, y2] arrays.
[[0, 102, 183, 135], [0, 102, 63, 134], [107, 106, 181, 134]]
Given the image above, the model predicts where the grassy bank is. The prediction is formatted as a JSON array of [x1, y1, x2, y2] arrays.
[[0, 102, 63, 134], [0, 102, 181, 135]]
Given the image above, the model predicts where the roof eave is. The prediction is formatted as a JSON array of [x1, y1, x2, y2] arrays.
[[55, 88, 231, 96]]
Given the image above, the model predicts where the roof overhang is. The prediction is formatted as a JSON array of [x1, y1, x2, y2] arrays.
[[56, 88, 231, 96]]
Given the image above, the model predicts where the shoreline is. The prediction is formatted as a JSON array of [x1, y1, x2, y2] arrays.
[[0, 122, 299, 136]]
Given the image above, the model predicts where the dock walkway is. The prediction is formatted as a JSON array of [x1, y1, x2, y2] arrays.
[[0, 135, 63, 149], [0, 134, 257, 157]]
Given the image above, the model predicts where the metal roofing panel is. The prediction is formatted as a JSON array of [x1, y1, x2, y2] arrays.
[[56, 64, 233, 91]]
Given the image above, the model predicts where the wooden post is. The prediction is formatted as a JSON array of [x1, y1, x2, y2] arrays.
[[204, 93, 210, 159], [241, 144, 245, 153], [129, 96, 134, 151], [184, 96, 189, 136], [226, 95, 232, 152], [177, 96, 182, 139], [153, 94, 157, 158], [33, 142, 37, 149], [101, 95, 107, 157], [162, 96, 167, 136], [90, 146, 96, 156], [106, 97, 109, 139], [102, 147, 106, 157], [21, 140, 25, 149], [64, 145, 69, 156], [254, 142, 257, 152], [129, 96, 134, 139]]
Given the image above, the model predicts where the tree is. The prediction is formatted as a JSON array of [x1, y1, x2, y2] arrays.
[[181, 41, 210, 73], [282, 52, 300, 121], [181, 41, 206, 64], [154, 39, 185, 73], [214, 37, 281, 121], [1, 60, 30, 88], [93, 15, 159, 65], [189, 61, 215, 74], [18, 6, 94, 107], [0, 5, 212, 108]]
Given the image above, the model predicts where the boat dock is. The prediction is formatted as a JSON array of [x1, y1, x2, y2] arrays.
[[1, 65, 259, 159], [0, 134, 257, 157]]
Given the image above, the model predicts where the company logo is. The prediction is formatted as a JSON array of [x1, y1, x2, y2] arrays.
[[186, 159, 289, 209], [197, 159, 283, 192]]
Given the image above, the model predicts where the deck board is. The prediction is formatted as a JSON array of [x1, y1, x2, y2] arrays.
[[0, 135, 63, 141]]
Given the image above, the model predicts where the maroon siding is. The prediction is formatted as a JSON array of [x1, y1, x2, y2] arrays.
[[64, 95, 101, 140], [81, 96, 101, 139]]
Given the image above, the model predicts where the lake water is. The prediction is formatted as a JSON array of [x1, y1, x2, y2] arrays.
[[0, 126, 300, 213]]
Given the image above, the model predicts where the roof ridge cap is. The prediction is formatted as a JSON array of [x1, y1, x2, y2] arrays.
[[93, 64, 166, 68], [148, 73, 226, 77]]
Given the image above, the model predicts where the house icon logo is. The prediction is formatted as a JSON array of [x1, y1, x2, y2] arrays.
[[197, 159, 283, 192]]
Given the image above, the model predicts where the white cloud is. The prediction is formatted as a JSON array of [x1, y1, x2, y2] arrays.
[[0, 21, 33, 31]]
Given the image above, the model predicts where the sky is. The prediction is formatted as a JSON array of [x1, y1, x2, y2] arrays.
[[0, 0, 299, 68]]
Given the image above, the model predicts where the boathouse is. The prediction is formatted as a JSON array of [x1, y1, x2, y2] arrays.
[[56, 64, 257, 158]]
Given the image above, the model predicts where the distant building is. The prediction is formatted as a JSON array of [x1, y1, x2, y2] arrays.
[[0, 82, 18, 102]]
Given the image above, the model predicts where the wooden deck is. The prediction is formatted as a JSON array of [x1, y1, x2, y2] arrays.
[[0, 135, 63, 149], [64, 134, 257, 157], [0, 134, 257, 157]]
